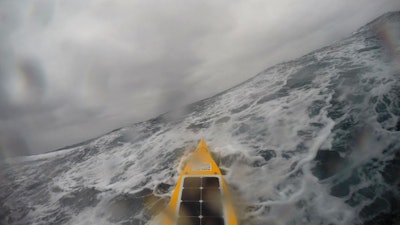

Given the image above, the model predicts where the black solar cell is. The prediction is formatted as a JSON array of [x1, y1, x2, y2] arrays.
[[202, 177, 220, 188], [184, 177, 201, 188], [182, 188, 201, 201], [179, 202, 200, 217], [177, 216, 200, 225], [202, 217, 225, 225], [202, 201, 223, 217], [202, 188, 221, 201]]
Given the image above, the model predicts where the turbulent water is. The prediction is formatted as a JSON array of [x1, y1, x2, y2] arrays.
[[1, 12, 400, 225]]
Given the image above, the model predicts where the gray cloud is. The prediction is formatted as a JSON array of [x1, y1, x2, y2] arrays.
[[1, 0, 400, 155]]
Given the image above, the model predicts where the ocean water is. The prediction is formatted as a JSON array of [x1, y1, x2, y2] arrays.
[[1, 12, 400, 225]]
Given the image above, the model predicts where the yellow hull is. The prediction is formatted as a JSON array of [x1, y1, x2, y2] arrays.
[[162, 139, 238, 225]]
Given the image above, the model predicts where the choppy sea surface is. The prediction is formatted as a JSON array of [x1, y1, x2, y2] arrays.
[[1, 12, 400, 225]]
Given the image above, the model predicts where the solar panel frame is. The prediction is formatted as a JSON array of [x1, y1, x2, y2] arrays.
[[176, 175, 227, 225]]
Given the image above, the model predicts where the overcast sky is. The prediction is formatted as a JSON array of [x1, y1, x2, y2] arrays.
[[0, 0, 400, 156]]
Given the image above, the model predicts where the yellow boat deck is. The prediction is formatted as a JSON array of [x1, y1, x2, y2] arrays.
[[162, 139, 238, 225]]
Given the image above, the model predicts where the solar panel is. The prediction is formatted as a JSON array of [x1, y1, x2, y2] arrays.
[[177, 176, 225, 225]]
